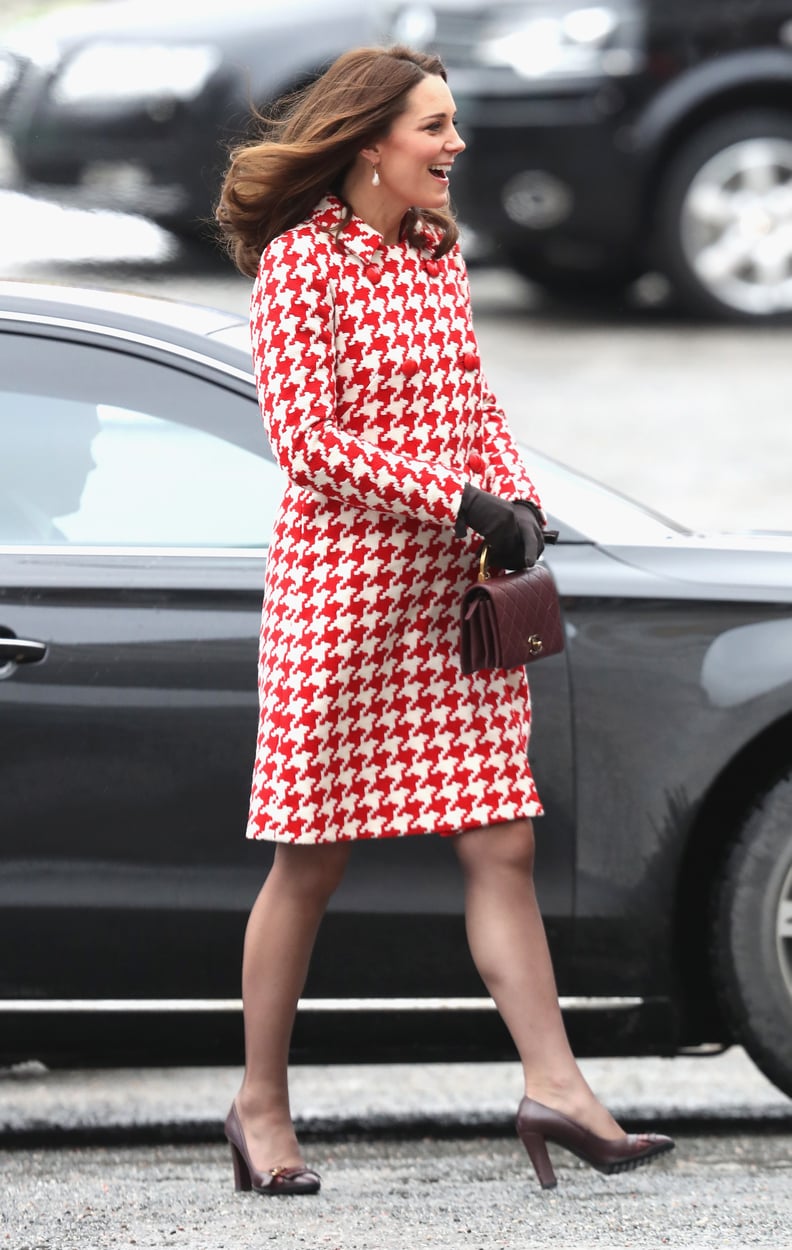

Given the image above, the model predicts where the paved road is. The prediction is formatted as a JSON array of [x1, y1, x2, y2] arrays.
[[3, 1048, 791, 1142]]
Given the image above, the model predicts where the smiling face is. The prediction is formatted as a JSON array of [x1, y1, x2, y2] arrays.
[[366, 73, 465, 214]]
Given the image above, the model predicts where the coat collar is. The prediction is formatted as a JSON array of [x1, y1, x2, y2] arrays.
[[309, 194, 441, 263]]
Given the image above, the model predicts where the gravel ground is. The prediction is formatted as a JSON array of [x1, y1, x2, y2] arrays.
[[3, 1132, 790, 1250]]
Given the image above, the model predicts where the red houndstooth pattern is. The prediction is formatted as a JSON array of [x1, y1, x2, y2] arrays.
[[247, 195, 544, 843]]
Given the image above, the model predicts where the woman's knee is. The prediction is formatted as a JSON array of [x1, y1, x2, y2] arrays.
[[271, 840, 352, 902], [454, 818, 536, 878]]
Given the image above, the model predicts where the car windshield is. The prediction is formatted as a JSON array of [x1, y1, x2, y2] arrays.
[[208, 322, 253, 353], [528, 449, 689, 546]]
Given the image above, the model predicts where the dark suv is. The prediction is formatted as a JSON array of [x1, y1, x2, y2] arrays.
[[0, 0, 372, 238], [382, 0, 792, 320]]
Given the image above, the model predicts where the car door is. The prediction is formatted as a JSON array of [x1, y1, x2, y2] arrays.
[[0, 322, 282, 1005], [0, 314, 577, 1062]]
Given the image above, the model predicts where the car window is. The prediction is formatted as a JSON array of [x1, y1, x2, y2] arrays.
[[528, 449, 688, 546], [0, 332, 284, 547]]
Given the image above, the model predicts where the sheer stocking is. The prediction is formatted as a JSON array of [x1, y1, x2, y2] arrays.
[[454, 819, 623, 1140], [234, 841, 351, 1171]]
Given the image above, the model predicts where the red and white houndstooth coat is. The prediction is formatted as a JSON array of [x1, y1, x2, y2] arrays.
[[246, 194, 545, 843]]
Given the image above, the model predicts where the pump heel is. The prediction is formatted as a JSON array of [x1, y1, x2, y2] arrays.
[[518, 1129, 557, 1189], [224, 1102, 321, 1196], [229, 1140, 253, 1192], [516, 1097, 674, 1190]]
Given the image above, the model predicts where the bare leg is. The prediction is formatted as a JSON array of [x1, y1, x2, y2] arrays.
[[234, 840, 352, 1170], [454, 819, 623, 1139]]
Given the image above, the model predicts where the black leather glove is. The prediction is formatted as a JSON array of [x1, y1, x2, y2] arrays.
[[513, 499, 545, 566], [455, 484, 545, 568]]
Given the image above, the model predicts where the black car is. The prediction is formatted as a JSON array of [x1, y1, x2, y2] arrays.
[[1, 282, 792, 1102], [381, 0, 792, 320], [0, 0, 372, 235]]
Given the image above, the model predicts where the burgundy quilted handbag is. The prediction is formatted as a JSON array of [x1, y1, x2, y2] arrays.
[[460, 545, 564, 675]]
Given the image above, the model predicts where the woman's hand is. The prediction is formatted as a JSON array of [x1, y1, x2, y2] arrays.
[[455, 484, 545, 568]]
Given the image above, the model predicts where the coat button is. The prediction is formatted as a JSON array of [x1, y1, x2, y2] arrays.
[[425, 259, 440, 277], [463, 351, 479, 371], [403, 358, 419, 379], [365, 265, 382, 284], [467, 452, 484, 474]]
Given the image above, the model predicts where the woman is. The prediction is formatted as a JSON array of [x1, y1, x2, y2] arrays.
[[216, 44, 673, 1195]]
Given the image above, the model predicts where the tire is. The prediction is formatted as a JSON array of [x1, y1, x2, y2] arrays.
[[657, 110, 792, 321], [711, 775, 792, 1097]]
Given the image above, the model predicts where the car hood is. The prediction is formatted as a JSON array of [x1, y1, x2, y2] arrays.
[[603, 529, 792, 602], [6, 0, 372, 54]]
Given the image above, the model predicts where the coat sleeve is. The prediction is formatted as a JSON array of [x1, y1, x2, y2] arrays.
[[250, 231, 466, 529]]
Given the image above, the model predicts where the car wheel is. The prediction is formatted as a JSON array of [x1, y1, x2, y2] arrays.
[[711, 776, 792, 1097], [657, 111, 792, 321]]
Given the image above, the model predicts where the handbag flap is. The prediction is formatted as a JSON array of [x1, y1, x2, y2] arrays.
[[460, 561, 564, 674]]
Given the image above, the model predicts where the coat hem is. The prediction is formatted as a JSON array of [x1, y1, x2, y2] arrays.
[[245, 799, 544, 844]]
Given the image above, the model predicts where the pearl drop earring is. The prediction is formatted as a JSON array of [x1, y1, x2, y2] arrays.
[[371, 165, 380, 187]]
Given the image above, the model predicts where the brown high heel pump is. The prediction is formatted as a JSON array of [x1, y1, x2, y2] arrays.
[[224, 1102, 321, 1196], [516, 1096, 674, 1190]]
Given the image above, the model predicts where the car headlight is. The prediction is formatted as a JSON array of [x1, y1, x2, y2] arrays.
[[51, 42, 222, 106], [477, 3, 642, 79]]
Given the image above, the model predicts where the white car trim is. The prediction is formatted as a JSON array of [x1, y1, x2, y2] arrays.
[[0, 310, 254, 384], [0, 996, 644, 1013]]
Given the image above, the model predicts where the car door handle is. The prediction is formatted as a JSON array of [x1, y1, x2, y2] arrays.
[[0, 636, 48, 664]]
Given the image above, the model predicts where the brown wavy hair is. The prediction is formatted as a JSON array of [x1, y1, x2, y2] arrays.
[[216, 45, 459, 277]]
